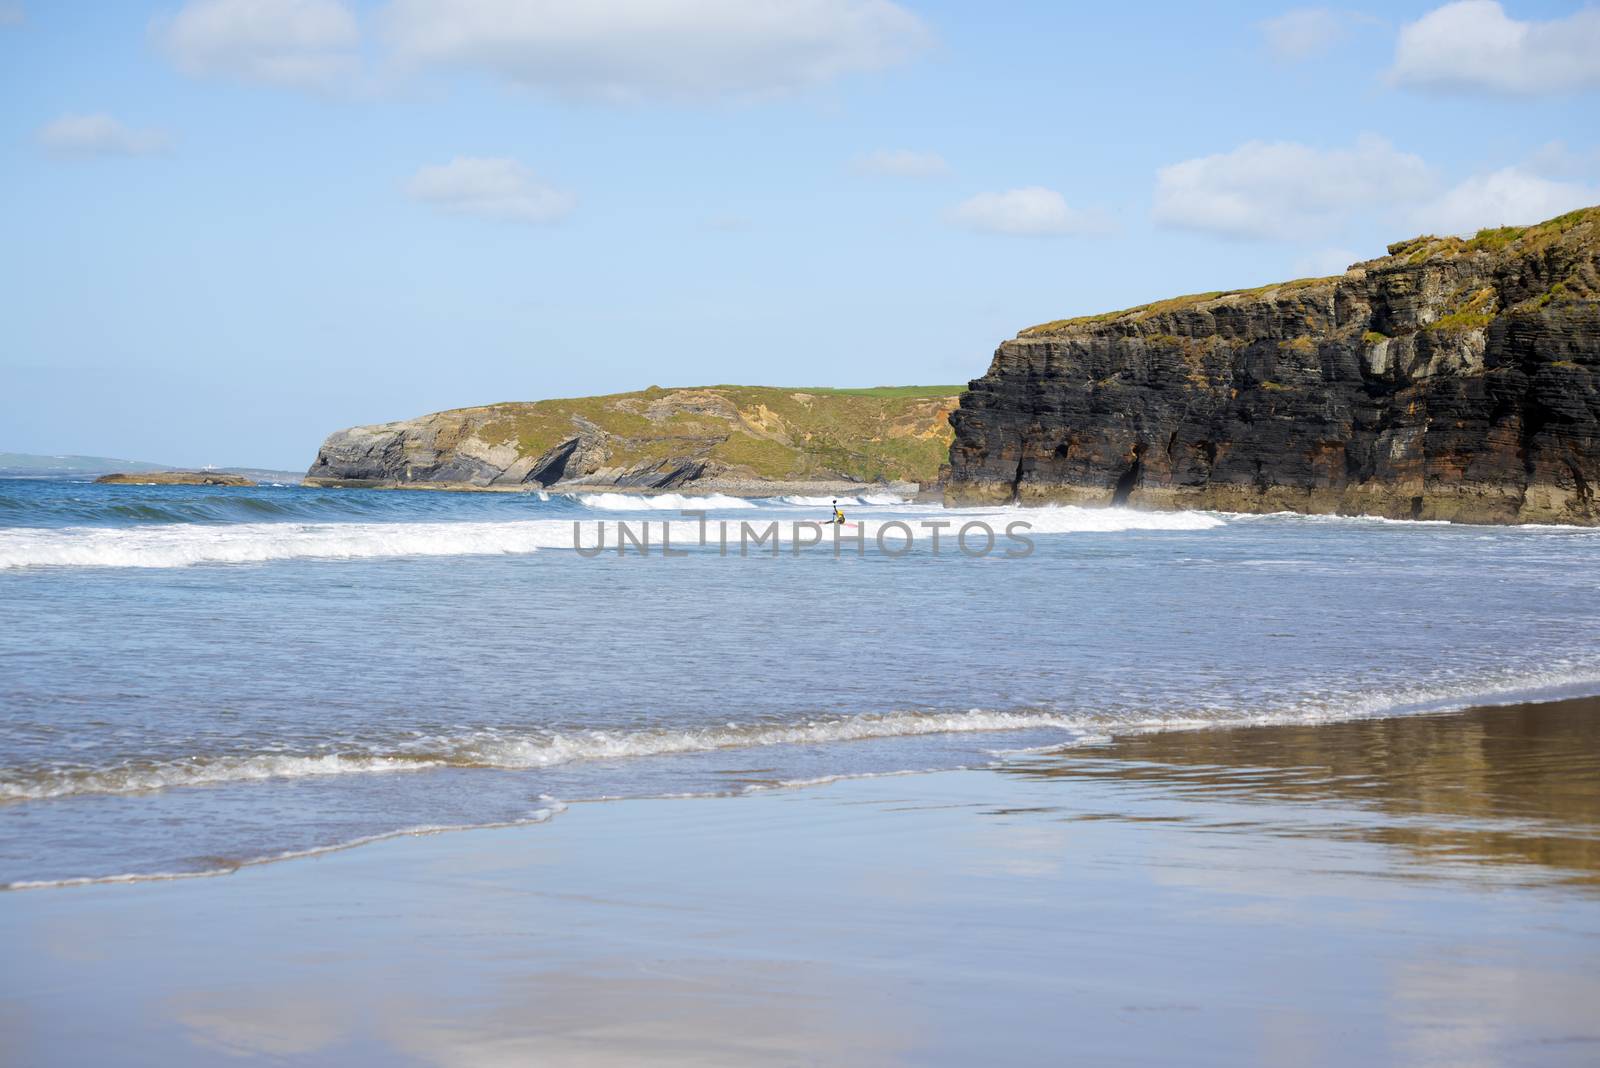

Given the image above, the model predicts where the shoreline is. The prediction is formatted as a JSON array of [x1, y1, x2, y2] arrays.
[[6, 694, 1598, 1064], [24, 474, 1600, 525], [8, 687, 1600, 893]]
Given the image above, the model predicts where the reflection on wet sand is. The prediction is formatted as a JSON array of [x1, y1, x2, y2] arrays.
[[1003, 697, 1600, 886], [6, 699, 1600, 1065]]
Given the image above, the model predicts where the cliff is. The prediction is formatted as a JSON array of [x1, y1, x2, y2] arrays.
[[306, 385, 960, 493], [947, 207, 1600, 524]]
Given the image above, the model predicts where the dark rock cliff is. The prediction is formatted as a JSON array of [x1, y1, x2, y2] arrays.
[[947, 207, 1600, 524]]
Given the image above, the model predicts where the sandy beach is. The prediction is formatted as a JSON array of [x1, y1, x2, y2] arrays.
[[4, 696, 1598, 1066]]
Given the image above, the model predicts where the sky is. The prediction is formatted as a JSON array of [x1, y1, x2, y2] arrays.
[[3, 0, 1599, 470]]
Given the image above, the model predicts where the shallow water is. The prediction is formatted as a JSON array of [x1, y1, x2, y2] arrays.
[[1004, 696, 1600, 888], [3, 478, 1600, 886], [5, 702, 1599, 1066]]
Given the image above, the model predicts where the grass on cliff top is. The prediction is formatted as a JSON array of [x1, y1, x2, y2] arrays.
[[459, 384, 962, 483], [1387, 205, 1600, 260], [773, 384, 965, 398], [1020, 275, 1339, 337], [1022, 204, 1599, 339]]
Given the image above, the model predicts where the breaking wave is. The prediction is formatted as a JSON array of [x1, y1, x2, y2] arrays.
[[0, 709, 1091, 801], [573, 492, 756, 511], [775, 494, 909, 507], [984, 505, 1225, 533], [0, 504, 1229, 569], [0, 520, 570, 569], [10, 658, 1600, 804]]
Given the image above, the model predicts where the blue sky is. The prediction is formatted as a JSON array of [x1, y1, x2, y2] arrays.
[[3, 0, 1598, 469]]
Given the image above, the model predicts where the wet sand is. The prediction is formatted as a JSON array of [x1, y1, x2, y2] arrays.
[[4, 697, 1600, 1066]]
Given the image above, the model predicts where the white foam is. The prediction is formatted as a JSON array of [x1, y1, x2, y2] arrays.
[[0, 752, 442, 801], [991, 505, 1225, 534], [17, 665, 1596, 807], [574, 492, 756, 511], [0, 520, 572, 570], [465, 709, 1084, 768], [1, 709, 1089, 801], [776, 494, 909, 507], [1228, 510, 1454, 527], [738, 767, 944, 794]]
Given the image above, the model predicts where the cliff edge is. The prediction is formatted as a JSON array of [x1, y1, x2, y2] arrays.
[[947, 207, 1600, 524]]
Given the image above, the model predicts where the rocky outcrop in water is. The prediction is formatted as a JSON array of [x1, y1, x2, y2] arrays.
[[306, 385, 960, 494], [947, 207, 1600, 524], [95, 471, 256, 486]]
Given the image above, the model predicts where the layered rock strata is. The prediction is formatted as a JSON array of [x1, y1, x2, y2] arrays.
[[947, 208, 1600, 524]]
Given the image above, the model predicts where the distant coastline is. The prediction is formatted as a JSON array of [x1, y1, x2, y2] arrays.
[[94, 471, 256, 487]]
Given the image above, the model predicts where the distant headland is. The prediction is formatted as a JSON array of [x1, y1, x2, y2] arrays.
[[304, 385, 961, 497], [94, 471, 257, 487]]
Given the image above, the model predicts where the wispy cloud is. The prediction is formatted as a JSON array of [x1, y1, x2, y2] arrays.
[[0, 3, 25, 27], [153, 0, 360, 92], [1389, 1, 1600, 95], [405, 157, 576, 225], [850, 148, 948, 178], [948, 187, 1113, 238], [1526, 140, 1600, 181], [1156, 130, 1600, 241], [1153, 135, 1434, 240], [38, 114, 171, 157], [1291, 247, 1360, 277], [1259, 8, 1362, 61], [379, 0, 930, 102], [1410, 167, 1600, 235]]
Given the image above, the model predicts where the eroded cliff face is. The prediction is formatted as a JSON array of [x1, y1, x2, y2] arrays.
[[947, 208, 1600, 524], [306, 385, 960, 492]]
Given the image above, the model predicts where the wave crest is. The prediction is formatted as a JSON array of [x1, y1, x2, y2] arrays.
[[0, 520, 568, 569], [574, 493, 756, 511], [774, 494, 908, 507], [1, 709, 1088, 801]]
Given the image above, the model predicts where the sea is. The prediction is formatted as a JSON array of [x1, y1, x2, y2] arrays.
[[3, 477, 1599, 889]]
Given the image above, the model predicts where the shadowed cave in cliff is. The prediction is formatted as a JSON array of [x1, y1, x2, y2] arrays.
[[1111, 450, 1143, 506]]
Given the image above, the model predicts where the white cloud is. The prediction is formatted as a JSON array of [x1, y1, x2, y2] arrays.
[[1153, 135, 1435, 240], [948, 187, 1112, 237], [1410, 167, 1600, 235], [1260, 8, 1349, 60], [154, 0, 360, 91], [1390, 1, 1600, 94], [38, 114, 171, 157], [1290, 247, 1360, 277], [405, 157, 576, 224], [850, 148, 948, 177], [1527, 140, 1600, 181], [379, 0, 929, 102]]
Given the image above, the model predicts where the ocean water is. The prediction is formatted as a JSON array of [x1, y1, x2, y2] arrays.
[[3, 478, 1599, 888]]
